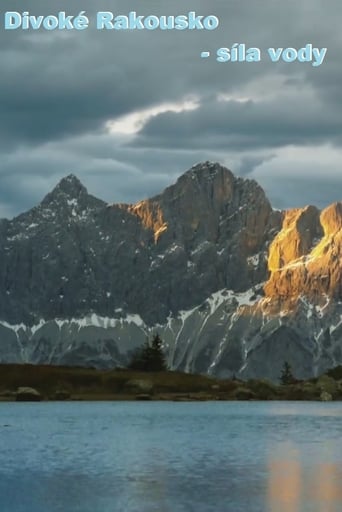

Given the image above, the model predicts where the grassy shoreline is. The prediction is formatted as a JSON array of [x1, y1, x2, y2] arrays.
[[0, 363, 342, 402]]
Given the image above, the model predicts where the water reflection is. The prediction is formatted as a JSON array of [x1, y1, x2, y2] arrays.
[[268, 443, 342, 512], [2, 402, 342, 512], [125, 447, 173, 512]]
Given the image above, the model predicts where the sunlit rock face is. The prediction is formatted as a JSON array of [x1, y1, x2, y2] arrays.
[[267, 205, 322, 272], [265, 202, 342, 304], [0, 163, 341, 382]]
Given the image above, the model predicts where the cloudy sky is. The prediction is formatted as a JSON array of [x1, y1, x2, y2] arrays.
[[1, 0, 341, 218]]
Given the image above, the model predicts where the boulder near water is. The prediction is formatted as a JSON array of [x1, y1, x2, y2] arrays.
[[15, 387, 42, 402]]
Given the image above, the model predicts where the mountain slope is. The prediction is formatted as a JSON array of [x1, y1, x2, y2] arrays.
[[0, 162, 341, 381], [0, 163, 279, 325]]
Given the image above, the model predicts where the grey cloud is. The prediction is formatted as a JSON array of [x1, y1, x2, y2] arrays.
[[259, 176, 342, 211], [2, 0, 338, 146], [0, 0, 341, 216], [133, 93, 342, 150], [237, 155, 275, 176]]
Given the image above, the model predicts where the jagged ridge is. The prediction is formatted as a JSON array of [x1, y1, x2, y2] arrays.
[[0, 162, 278, 325], [0, 162, 341, 381]]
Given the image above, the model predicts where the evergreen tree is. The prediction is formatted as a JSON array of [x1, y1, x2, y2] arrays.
[[127, 333, 167, 372], [127, 339, 150, 371], [149, 333, 168, 371], [280, 361, 295, 385]]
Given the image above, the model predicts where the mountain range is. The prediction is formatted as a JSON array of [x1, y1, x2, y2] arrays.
[[0, 162, 341, 381]]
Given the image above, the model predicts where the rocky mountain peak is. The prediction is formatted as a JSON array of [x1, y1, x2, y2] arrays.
[[45, 173, 87, 200], [187, 160, 233, 178], [320, 201, 342, 235], [37, 174, 105, 219], [177, 161, 235, 191], [126, 161, 276, 257]]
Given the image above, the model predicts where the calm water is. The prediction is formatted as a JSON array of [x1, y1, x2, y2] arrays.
[[0, 401, 342, 512]]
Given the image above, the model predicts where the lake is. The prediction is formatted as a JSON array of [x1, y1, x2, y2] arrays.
[[0, 401, 342, 512]]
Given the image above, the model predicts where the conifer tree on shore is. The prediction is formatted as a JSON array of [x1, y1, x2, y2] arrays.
[[128, 334, 167, 372], [280, 361, 295, 385]]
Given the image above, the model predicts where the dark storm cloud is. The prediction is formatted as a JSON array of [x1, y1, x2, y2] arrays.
[[132, 93, 342, 150], [1, 0, 336, 146], [0, 0, 341, 216]]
